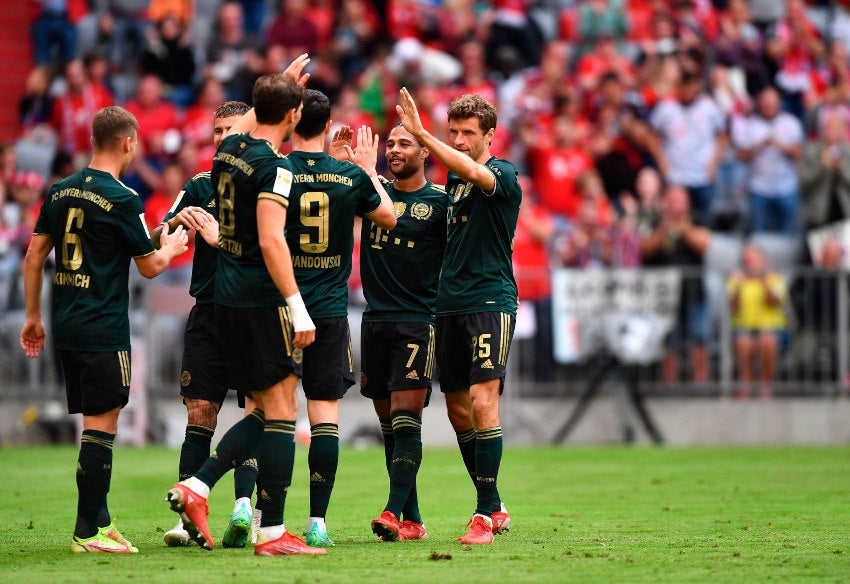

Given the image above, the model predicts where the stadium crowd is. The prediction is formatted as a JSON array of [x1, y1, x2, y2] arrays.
[[4, 0, 850, 389]]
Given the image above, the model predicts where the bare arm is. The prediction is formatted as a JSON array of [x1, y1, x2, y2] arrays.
[[20, 234, 52, 358], [257, 198, 315, 348], [152, 207, 219, 248], [396, 87, 496, 193], [348, 125, 396, 230], [134, 225, 189, 278], [225, 55, 312, 140]]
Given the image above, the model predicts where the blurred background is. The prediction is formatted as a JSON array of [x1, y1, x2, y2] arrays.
[[2, 0, 850, 447]]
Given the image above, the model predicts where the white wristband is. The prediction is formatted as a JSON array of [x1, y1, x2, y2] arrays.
[[285, 292, 314, 332]]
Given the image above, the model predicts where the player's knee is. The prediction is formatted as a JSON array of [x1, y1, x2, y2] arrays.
[[185, 399, 220, 429]]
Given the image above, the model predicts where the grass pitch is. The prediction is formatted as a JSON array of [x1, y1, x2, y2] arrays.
[[0, 445, 848, 583]]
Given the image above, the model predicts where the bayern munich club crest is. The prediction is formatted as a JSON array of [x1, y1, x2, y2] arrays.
[[411, 202, 433, 220]]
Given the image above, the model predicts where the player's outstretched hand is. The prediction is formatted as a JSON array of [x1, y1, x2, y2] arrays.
[[283, 53, 311, 87], [396, 87, 425, 138], [20, 318, 46, 358], [329, 124, 354, 161], [161, 224, 189, 259], [349, 125, 379, 175]]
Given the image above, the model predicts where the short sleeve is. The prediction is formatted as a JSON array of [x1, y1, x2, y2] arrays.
[[486, 159, 522, 201], [355, 167, 381, 217], [33, 193, 51, 235], [256, 159, 293, 208], [116, 195, 156, 257]]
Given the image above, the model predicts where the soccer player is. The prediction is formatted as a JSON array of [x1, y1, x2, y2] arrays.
[[396, 89, 522, 544], [151, 100, 262, 549], [20, 105, 189, 553], [284, 89, 396, 547], [165, 56, 326, 556], [364, 124, 447, 542]]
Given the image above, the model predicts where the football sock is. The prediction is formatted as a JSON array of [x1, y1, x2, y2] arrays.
[[380, 422, 393, 472], [258, 420, 295, 528], [195, 409, 265, 490], [308, 423, 339, 518], [234, 457, 258, 501], [402, 483, 423, 524], [178, 424, 214, 482], [74, 430, 114, 539], [456, 428, 477, 484], [474, 427, 503, 517], [385, 411, 422, 520]]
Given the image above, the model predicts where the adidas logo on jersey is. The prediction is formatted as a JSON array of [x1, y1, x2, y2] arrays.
[[406, 370, 419, 380], [480, 359, 494, 370]]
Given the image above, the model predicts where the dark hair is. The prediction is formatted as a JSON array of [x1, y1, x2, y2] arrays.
[[91, 106, 138, 150], [252, 74, 305, 125], [294, 89, 331, 139], [214, 100, 250, 119], [447, 94, 497, 134]]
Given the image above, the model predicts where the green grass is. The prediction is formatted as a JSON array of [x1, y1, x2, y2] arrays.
[[0, 445, 848, 583]]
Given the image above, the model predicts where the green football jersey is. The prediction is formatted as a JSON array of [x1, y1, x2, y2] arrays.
[[212, 133, 295, 307], [34, 167, 155, 351], [285, 150, 381, 318], [163, 171, 217, 303], [436, 157, 522, 316], [360, 181, 447, 324]]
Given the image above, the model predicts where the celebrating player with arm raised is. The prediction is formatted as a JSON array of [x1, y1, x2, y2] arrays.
[[365, 124, 447, 543], [396, 88, 522, 545], [165, 55, 326, 556]]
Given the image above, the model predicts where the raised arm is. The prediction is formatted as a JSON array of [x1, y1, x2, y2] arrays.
[[348, 125, 397, 230], [396, 87, 496, 193]]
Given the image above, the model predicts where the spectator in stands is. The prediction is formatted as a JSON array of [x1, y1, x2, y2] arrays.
[[733, 85, 803, 235], [205, 0, 261, 102], [50, 58, 113, 165], [182, 77, 225, 165], [558, 174, 615, 268], [522, 114, 593, 223], [485, 0, 544, 71], [799, 112, 850, 229], [124, 75, 182, 166], [19, 65, 55, 133], [76, 0, 149, 76], [332, 0, 380, 80], [649, 71, 728, 226], [31, 0, 83, 68], [576, 35, 636, 91], [765, 0, 824, 121], [266, 0, 320, 60], [140, 14, 197, 108], [500, 40, 572, 133], [633, 166, 664, 237], [577, 0, 629, 55], [714, 0, 769, 96], [588, 72, 652, 207], [640, 184, 712, 383], [728, 243, 789, 398]]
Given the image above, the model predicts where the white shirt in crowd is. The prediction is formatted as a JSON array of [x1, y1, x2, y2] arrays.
[[650, 95, 726, 187], [731, 111, 803, 196]]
